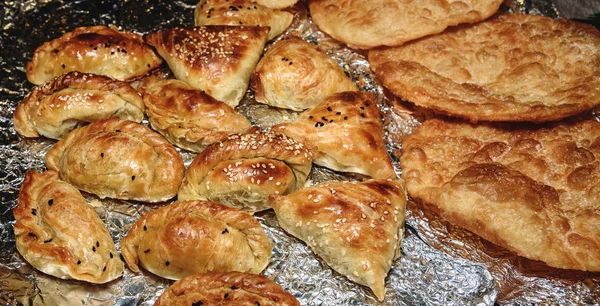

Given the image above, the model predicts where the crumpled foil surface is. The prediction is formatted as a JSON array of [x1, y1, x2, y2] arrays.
[[0, 0, 598, 305]]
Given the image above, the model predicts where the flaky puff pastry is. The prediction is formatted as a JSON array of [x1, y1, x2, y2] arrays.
[[13, 170, 124, 283], [195, 0, 294, 41], [251, 36, 357, 111], [14, 72, 144, 140], [45, 118, 185, 202], [272, 91, 395, 179], [144, 26, 269, 108], [155, 272, 300, 306], [26, 25, 163, 85], [178, 127, 312, 211], [270, 179, 407, 301], [121, 200, 272, 280], [401, 118, 600, 271], [140, 77, 251, 152]]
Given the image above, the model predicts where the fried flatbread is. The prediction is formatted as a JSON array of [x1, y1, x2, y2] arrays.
[[369, 14, 600, 123], [400, 118, 600, 271]]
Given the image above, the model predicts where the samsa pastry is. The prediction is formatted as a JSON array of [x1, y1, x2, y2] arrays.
[[272, 91, 395, 179], [140, 77, 251, 152], [13, 170, 124, 283], [26, 25, 163, 85], [178, 128, 312, 211], [253, 0, 298, 9], [145, 26, 269, 107], [154, 272, 300, 306], [309, 0, 502, 49], [369, 14, 600, 123], [14, 72, 144, 140], [401, 118, 600, 271], [45, 118, 184, 202], [121, 200, 271, 280], [270, 179, 407, 301], [195, 0, 294, 41], [251, 36, 357, 111]]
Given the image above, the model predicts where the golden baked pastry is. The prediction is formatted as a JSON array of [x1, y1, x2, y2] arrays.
[[195, 0, 294, 41], [272, 91, 395, 179], [45, 118, 184, 202], [178, 127, 312, 211], [140, 76, 251, 152], [13, 170, 124, 283], [401, 118, 600, 271], [251, 36, 358, 111], [369, 14, 600, 123], [121, 200, 271, 280], [270, 179, 407, 301], [308, 0, 502, 49], [26, 25, 163, 85], [253, 0, 298, 9], [14, 72, 144, 140], [154, 272, 300, 306], [144, 26, 269, 107]]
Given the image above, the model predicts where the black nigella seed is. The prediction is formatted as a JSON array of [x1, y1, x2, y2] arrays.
[[192, 301, 203, 306], [31, 209, 37, 215], [237, 5, 242, 8], [77, 260, 81, 265], [336, 112, 341, 115], [308, 116, 313, 119], [366, 103, 370, 106], [229, 5, 238, 10], [110, 252, 113, 258], [222, 228, 229, 234], [327, 107, 332, 111], [44, 238, 52, 243], [53, 49, 59, 53], [360, 113, 365, 117], [321, 116, 327, 121], [239, 21, 243, 24], [344, 116, 348, 120], [144, 249, 150, 253], [111, 52, 114, 55], [48, 199, 54, 206], [360, 106, 364, 110], [231, 285, 237, 290], [89, 44, 93, 47], [224, 293, 229, 298], [143, 225, 147, 231], [116, 129, 121, 132], [96, 241, 100, 247], [165, 261, 170, 266], [103, 266, 106, 271], [289, 62, 292, 65], [147, 63, 151, 67], [92, 246, 96, 252], [131, 176, 135, 181], [315, 122, 324, 128], [101, 152, 104, 158], [61, 64, 65, 68], [28, 232, 36, 237], [329, 120, 334, 123], [94, 47, 97, 50]]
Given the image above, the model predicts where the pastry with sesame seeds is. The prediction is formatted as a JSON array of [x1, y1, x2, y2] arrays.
[[26, 25, 163, 85], [121, 200, 272, 280], [251, 36, 358, 111], [45, 118, 185, 202], [144, 25, 269, 108], [269, 179, 407, 301], [272, 91, 395, 179], [195, 0, 294, 41], [178, 127, 312, 211], [14, 72, 145, 140], [139, 76, 251, 152], [13, 170, 124, 283]]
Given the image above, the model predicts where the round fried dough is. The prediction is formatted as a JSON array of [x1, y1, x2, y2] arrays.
[[369, 14, 600, 123]]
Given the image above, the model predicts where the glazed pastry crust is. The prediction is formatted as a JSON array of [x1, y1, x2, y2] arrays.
[[45, 118, 184, 202], [401, 118, 600, 271], [309, 0, 502, 49], [369, 14, 600, 123], [13, 170, 124, 283], [154, 272, 300, 306], [121, 200, 272, 280], [14, 72, 144, 140], [272, 91, 395, 179], [195, 0, 294, 40], [251, 36, 357, 111], [253, 0, 298, 9], [140, 77, 251, 152], [144, 26, 269, 107], [270, 179, 407, 301], [178, 127, 312, 211], [26, 25, 163, 85]]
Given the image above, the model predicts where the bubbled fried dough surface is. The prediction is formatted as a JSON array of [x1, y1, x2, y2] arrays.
[[154, 272, 300, 306], [401, 118, 600, 271], [121, 201, 271, 280], [309, 0, 502, 49], [369, 14, 600, 123]]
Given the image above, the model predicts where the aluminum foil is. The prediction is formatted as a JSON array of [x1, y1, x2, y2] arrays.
[[0, 0, 598, 305]]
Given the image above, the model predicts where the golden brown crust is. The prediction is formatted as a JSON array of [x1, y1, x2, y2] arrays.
[[14, 72, 144, 139], [154, 272, 300, 306], [45, 118, 184, 202], [272, 91, 395, 179], [144, 26, 269, 107], [26, 25, 163, 85], [194, 0, 294, 40], [139, 77, 251, 152], [309, 0, 502, 49], [251, 36, 358, 111], [178, 127, 313, 211], [13, 170, 124, 283], [401, 118, 600, 271], [269, 179, 407, 301], [120, 200, 272, 280], [253, 0, 298, 9], [369, 14, 600, 123]]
